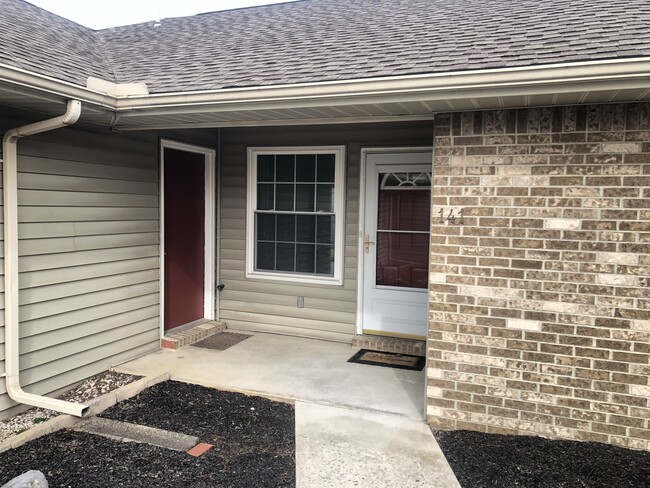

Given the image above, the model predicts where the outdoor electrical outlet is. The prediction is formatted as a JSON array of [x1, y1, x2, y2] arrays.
[[297, 296, 305, 308]]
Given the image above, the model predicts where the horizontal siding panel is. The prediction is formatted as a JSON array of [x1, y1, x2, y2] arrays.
[[221, 197, 243, 209], [19, 329, 161, 386], [20, 318, 159, 370], [220, 208, 246, 220], [220, 258, 244, 271], [20, 269, 159, 306], [19, 232, 159, 256], [220, 228, 243, 240], [344, 256, 357, 269], [20, 156, 157, 182], [221, 277, 355, 301], [221, 249, 245, 261], [18, 173, 158, 195], [18, 190, 158, 208], [222, 290, 356, 313], [20, 282, 159, 322], [19, 206, 158, 222], [0, 305, 159, 361], [20, 246, 159, 272], [223, 320, 352, 343], [220, 310, 354, 336], [220, 300, 355, 324], [28, 306, 159, 353], [19, 220, 159, 239], [220, 186, 245, 199], [221, 218, 245, 230], [20, 139, 157, 169], [21, 294, 159, 337], [20, 257, 159, 289], [220, 239, 245, 251]]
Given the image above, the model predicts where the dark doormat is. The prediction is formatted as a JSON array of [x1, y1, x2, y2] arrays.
[[193, 332, 252, 351], [348, 349, 425, 371]]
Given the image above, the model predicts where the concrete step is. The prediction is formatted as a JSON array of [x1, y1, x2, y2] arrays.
[[352, 334, 426, 357], [161, 320, 226, 350], [74, 417, 199, 452]]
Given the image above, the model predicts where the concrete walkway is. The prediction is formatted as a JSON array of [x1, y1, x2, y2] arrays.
[[116, 332, 460, 487], [296, 402, 460, 488]]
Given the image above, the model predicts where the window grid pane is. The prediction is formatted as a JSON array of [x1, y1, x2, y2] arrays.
[[254, 151, 338, 278]]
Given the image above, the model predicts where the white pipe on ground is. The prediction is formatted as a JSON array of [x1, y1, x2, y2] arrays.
[[3, 100, 89, 417]]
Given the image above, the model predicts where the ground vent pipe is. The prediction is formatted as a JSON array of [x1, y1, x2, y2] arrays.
[[3, 100, 89, 417]]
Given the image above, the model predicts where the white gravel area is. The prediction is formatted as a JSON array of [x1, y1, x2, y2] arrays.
[[0, 371, 141, 443]]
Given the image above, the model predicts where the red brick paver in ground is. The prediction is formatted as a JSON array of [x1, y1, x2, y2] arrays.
[[187, 443, 214, 457]]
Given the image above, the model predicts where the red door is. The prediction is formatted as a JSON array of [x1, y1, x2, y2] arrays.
[[164, 148, 205, 330]]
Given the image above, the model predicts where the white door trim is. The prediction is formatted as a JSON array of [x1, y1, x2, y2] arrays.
[[160, 139, 217, 337], [356, 147, 434, 336]]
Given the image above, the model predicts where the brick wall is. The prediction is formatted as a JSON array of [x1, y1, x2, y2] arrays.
[[427, 102, 650, 450]]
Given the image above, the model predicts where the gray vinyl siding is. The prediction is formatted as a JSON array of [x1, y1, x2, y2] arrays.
[[0, 120, 163, 417], [218, 121, 434, 342]]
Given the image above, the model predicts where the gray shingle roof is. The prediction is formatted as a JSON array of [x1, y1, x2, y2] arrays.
[[2, 0, 650, 94], [0, 0, 114, 86]]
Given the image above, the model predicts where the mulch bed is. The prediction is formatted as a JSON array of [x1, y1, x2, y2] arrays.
[[0, 381, 295, 487], [434, 429, 650, 488]]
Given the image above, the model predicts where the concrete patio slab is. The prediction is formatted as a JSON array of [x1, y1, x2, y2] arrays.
[[116, 332, 426, 419], [295, 402, 460, 488]]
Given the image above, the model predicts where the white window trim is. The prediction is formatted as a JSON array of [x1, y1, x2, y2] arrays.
[[246, 145, 346, 285]]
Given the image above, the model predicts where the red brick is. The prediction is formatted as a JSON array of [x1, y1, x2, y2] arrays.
[[187, 443, 214, 457]]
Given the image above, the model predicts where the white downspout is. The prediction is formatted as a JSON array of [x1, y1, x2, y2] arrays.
[[2, 100, 89, 417]]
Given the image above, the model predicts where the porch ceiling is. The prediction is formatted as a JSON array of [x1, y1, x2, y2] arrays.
[[111, 87, 650, 130], [0, 83, 114, 127]]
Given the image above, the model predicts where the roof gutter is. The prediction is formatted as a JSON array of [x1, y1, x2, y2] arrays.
[[2, 57, 649, 116], [2, 100, 89, 418], [0, 64, 115, 109], [113, 57, 650, 114]]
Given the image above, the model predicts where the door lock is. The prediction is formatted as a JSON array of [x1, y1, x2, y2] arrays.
[[364, 234, 374, 254]]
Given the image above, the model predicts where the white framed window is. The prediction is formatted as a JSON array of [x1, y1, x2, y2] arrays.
[[246, 146, 346, 285]]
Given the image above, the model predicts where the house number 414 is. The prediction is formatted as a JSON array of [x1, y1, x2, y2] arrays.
[[437, 208, 465, 224]]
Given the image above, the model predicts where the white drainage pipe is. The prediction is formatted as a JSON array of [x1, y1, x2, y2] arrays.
[[2, 100, 89, 417]]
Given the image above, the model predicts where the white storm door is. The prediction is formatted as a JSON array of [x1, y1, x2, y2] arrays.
[[361, 151, 432, 339]]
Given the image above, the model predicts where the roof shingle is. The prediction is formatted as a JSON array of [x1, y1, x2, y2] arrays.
[[2, 0, 650, 94]]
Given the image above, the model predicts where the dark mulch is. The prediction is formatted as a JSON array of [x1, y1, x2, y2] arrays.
[[0, 381, 294, 488], [434, 429, 650, 488]]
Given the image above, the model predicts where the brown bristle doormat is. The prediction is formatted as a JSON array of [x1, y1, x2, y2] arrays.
[[193, 332, 252, 351], [348, 349, 425, 371]]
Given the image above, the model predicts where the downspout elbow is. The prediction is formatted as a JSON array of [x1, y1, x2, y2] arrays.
[[3, 99, 88, 418], [61, 100, 82, 125]]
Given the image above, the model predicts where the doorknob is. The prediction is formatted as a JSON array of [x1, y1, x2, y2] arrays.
[[364, 234, 374, 254]]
